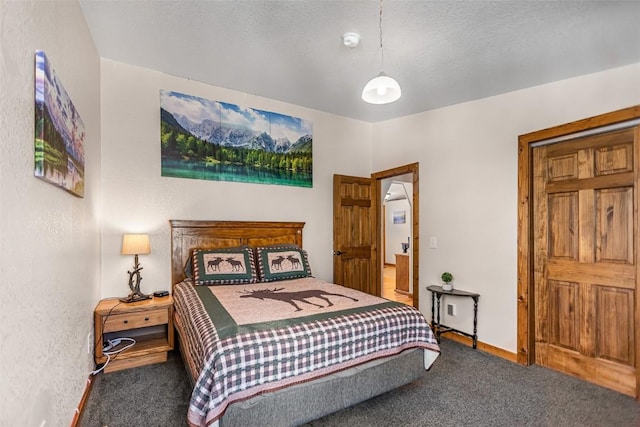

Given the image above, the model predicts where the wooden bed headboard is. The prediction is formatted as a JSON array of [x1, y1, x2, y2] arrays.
[[170, 220, 305, 287]]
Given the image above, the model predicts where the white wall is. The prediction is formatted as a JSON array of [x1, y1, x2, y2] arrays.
[[372, 63, 640, 352], [99, 59, 373, 298], [0, 1, 101, 426]]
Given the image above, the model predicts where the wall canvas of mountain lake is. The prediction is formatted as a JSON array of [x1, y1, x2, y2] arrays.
[[34, 50, 85, 197], [160, 90, 313, 188]]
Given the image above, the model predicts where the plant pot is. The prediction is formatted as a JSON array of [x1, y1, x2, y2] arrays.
[[442, 283, 453, 291]]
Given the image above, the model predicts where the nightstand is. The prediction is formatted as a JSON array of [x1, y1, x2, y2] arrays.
[[94, 295, 174, 373]]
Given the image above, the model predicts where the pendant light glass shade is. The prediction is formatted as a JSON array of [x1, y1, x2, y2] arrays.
[[361, 72, 401, 104]]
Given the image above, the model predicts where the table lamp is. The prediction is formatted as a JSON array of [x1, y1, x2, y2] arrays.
[[120, 234, 152, 303]]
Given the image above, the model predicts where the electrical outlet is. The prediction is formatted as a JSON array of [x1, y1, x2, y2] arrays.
[[87, 332, 94, 355], [447, 303, 456, 316]]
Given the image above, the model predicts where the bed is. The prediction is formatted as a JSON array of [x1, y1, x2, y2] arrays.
[[170, 220, 440, 427]]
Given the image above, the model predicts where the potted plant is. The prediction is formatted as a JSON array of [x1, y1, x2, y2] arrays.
[[441, 272, 453, 291]]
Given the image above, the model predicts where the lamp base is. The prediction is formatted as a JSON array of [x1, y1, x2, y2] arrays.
[[119, 292, 152, 303]]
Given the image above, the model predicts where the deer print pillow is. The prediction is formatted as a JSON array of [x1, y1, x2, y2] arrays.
[[255, 245, 312, 282], [192, 247, 258, 285]]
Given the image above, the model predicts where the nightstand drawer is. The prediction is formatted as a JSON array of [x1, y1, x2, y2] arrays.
[[103, 308, 168, 332]]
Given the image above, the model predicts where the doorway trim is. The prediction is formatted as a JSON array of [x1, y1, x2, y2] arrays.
[[372, 162, 419, 308], [517, 105, 640, 367]]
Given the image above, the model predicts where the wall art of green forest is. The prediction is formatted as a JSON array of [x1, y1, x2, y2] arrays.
[[160, 90, 312, 188]]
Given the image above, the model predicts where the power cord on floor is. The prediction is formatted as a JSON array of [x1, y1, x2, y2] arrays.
[[90, 337, 136, 375]]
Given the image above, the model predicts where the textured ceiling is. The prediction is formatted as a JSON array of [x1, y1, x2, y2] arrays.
[[79, 1, 640, 123]]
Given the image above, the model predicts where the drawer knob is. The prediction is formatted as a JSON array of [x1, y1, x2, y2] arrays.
[[144, 317, 149, 321], [123, 320, 128, 324]]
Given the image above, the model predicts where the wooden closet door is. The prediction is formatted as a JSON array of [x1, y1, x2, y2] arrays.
[[533, 127, 638, 396]]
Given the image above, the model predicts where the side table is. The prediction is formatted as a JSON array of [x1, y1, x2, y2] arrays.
[[426, 285, 479, 349], [94, 295, 174, 373]]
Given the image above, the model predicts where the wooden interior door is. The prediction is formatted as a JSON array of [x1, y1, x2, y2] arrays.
[[333, 174, 377, 295], [533, 127, 638, 396]]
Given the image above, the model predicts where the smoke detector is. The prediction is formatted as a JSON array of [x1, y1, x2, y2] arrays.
[[342, 32, 361, 48]]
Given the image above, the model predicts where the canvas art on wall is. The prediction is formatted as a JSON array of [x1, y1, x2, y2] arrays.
[[160, 90, 313, 187], [34, 50, 85, 197]]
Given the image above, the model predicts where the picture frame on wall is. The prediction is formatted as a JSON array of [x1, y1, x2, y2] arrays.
[[393, 211, 406, 224], [34, 50, 85, 197]]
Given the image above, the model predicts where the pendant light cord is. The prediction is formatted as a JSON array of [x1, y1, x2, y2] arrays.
[[379, 0, 384, 71]]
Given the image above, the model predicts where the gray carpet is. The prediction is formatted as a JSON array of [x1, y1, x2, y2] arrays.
[[81, 352, 191, 427], [81, 340, 640, 427]]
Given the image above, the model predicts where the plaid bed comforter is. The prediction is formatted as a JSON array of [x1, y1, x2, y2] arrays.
[[173, 278, 440, 427]]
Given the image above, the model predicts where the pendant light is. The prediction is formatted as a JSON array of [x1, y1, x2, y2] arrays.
[[362, 0, 401, 104]]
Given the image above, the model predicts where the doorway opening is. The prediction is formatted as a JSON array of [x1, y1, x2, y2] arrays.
[[381, 178, 414, 305], [373, 163, 419, 308]]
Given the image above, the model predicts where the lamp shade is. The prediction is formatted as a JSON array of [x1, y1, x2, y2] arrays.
[[121, 234, 151, 255], [361, 72, 401, 104]]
